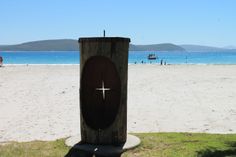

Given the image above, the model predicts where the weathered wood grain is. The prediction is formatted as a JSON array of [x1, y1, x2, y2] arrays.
[[79, 37, 130, 145]]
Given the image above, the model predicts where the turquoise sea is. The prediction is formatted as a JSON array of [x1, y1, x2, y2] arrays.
[[1, 51, 236, 64]]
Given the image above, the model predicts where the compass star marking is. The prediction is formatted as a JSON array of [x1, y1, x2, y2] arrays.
[[96, 81, 110, 100]]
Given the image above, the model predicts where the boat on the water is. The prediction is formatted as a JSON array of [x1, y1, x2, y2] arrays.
[[148, 54, 157, 60]]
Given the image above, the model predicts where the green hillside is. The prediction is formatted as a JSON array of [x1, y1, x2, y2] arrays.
[[0, 39, 185, 51], [0, 39, 79, 51], [130, 43, 186, 51]]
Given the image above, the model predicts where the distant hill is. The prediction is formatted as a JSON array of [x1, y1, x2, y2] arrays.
[[0, 39, 185, 51], [130, 43, 185, 51], [180, 44, 236, 52], [1, 40, 235, 52], [0, 39, 79, 51], [223, 45, 236, 49]]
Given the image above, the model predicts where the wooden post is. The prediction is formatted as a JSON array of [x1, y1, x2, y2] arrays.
[[79, 37, 130, 145]]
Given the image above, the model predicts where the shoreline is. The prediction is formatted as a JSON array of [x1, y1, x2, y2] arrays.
[[2, 63, 236, 66], [0, 64, 236, 142], [2, 64, 80, 66]]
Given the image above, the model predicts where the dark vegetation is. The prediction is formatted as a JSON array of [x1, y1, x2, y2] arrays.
[[0, 39, 185, 51]]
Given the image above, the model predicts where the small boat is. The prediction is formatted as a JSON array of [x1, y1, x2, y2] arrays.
[[148, 54, 157, 60]]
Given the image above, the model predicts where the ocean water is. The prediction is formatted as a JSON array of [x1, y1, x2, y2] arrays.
[[129, 51, 236, 64], [0, 51, 79, 64], [0, 51, 236, 64]]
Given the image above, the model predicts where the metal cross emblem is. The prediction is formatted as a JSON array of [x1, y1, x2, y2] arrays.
[[96, 81, 110, 100]]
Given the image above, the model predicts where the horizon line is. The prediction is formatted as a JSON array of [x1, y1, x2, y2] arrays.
[[0, 38, 235, 49]]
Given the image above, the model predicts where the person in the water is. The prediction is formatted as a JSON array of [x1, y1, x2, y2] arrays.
[[0, 56, 3, 67]]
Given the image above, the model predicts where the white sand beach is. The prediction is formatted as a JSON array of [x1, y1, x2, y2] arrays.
[[0, 64, 236, 143]]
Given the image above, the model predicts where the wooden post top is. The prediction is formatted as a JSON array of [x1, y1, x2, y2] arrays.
[[79, 37, 130, 43]]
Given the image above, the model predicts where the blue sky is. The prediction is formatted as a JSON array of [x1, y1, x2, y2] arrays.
[[0, 0, 235, 47]]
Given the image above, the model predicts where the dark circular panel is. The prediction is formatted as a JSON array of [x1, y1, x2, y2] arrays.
[[80, 56, 121, 130]]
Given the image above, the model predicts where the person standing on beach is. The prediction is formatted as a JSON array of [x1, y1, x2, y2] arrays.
[[160, 59, 163, 65], [0, 56, 3, 67]]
